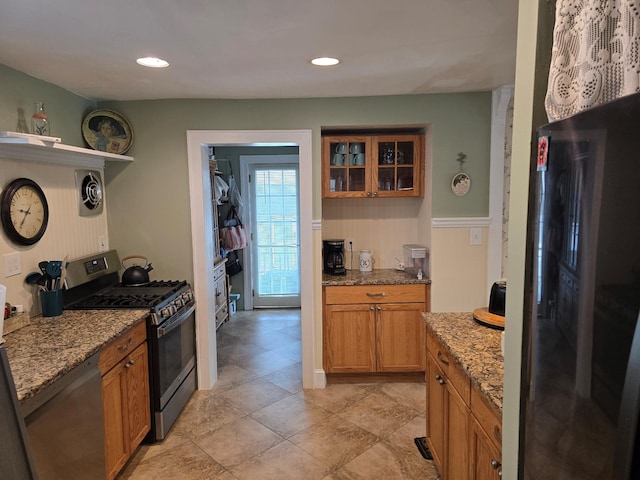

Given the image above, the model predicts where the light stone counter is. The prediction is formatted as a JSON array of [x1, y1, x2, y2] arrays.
[[422, 312, 503, 413], [322, 268, 432, 286], [4, 309, 148, 403]]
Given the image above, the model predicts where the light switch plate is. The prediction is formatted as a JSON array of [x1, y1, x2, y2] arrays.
[[4, 252, 22, 277], [470, 228, 482, 246]]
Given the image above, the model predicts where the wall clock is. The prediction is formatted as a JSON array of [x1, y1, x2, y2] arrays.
[[0, 178, 49, 245]]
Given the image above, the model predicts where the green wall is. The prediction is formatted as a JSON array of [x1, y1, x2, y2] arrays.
[[0, 64, 95, 145], [1, 63, 493, 283]]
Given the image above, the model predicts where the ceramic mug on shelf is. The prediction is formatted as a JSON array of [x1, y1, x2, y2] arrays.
[[355, 153, 365, 165], [332, 153, 345, 165], [350, 143, 362, 154], [335, 143, 347, 154]]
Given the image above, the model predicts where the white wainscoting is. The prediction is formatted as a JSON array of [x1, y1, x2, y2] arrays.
[[431, 217, 490, 312]]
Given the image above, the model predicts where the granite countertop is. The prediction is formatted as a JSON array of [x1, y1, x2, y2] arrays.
[[3, 309, 148, 403], [322, 268, 432, 286], [422, 312, 503, 413]]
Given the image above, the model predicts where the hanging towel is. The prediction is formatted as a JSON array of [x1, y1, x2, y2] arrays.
[[214, 175, 229, 205], [228, 174, 245, 221]]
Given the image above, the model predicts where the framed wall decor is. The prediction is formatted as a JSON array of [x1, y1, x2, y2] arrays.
[[82, 109, 133, 154]]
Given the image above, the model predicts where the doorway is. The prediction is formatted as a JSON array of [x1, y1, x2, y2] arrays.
[[242, 155, 301, 309], [186, 130, 315, 391]]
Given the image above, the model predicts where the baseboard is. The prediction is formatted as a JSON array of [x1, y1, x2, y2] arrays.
[[313, 369, 327, 389]]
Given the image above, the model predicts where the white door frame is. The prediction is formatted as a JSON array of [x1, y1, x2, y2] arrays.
[[240, 154, 300, 310], [186, 130, 314, 390]]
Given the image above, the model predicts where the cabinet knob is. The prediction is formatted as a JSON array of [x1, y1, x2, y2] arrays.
[[125, 359, 136, 368], [435, 374, 445, 385], [377, 306, 381, 311], [373, 192, 378, 197], [491, 460, 501, 469], [370, 306, 375, 311], [367, 192, 372, 197]]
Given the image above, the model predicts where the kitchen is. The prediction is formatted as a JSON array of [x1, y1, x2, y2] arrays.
[[0, 1, 549, 479]]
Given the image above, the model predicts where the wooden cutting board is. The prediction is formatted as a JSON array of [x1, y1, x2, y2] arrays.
[[473, 307, 505, 330]]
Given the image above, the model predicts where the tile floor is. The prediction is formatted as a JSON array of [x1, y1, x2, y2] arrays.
[[119, 309, 440, 479]]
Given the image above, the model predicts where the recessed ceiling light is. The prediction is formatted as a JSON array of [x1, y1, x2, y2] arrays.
[[136, 57, 170, 68], [311, 57, 340, 66]]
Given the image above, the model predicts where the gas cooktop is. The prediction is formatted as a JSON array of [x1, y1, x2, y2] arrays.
[[66, 280, 189, 310]]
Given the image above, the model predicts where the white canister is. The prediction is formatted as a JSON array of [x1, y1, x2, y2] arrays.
[[359, 250, 373, 272]]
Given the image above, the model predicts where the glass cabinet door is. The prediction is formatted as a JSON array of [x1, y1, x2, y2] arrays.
[[374, 136, 421, 197], [324, 137, 370, 196]]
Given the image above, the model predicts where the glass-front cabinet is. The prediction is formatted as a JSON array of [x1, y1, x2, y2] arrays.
[[322, 133, 423, 198]]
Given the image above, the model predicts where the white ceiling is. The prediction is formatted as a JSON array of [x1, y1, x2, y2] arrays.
[[0, 0, 519, 102]]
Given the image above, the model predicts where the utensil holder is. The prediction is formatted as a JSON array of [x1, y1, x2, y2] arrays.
[[41, 290, 63, 317]]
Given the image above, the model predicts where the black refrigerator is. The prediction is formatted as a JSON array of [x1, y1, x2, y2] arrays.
[[521, 92, 640, 479]]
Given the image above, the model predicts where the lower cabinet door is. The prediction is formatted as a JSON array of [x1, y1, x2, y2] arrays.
[[324, 304, 376, 372], [470, 417, 502, 480], [125, 342, 151, 451], [446, 379, 470, 480], [376, 302, 425, 371], [102, 342, 150, 480], [102, 361, 129, 479], [426, 353, 446, 473]]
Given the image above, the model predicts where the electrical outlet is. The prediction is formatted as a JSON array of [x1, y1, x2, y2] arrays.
[[346, 239, 355, 252], [470, 228, 482, 245], [4, 252, 22, 277], [98, 235, 106, 252]]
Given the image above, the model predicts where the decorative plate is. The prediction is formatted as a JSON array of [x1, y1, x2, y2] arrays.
[[451, 172, 471, 196], [82, 109, 133, 154]]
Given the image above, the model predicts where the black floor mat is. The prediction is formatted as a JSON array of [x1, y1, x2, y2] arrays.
[[414, 437, 433, 460]]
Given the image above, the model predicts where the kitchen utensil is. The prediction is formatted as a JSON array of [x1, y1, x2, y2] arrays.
[[59, 256, 69, 290], [46, 261, 63, 290], [25, 271, 42, 286], [121, 255, 153, 286]]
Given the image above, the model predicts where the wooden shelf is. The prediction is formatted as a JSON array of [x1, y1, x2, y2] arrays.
[[0, 135, 134, 168]]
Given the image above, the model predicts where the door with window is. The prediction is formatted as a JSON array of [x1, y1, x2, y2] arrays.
[[248, 160, 300, 308]]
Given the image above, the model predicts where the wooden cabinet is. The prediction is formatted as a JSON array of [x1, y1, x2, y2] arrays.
[[323, 284, 429, 373], [426, 333, 470, 480], [322, 134, 424, 198], [214, 260, 229, 329], [100, 321, 150, 480], [425, 328, 502, 480]]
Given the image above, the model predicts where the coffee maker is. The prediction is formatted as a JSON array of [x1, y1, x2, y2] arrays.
[[323, 239, 346, 275]]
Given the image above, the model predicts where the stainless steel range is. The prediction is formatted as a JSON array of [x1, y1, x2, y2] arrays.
[[63, 250, 196, 442]]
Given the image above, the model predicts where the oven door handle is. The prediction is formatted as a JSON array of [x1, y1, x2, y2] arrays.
[[157, 302, 196, 338]]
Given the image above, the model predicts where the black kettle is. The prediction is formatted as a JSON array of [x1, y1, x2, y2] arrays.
[[121, 255, 153, 286]]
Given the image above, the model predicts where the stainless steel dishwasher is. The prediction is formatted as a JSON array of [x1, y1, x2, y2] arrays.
[[21, 352, 106, 480]]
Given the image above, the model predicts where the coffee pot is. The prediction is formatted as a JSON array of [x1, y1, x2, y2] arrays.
[[323, 240, 346, 275]]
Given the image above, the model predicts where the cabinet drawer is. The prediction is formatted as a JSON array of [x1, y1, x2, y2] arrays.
[[470, 383, 502, 452], [99, 321, 147, 375], [427, 330, 470, 402], [325, 284, 425, 305]]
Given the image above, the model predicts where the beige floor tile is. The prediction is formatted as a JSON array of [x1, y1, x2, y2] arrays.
[[378, 382, 426, 412], [297, 383, 370, 413], [196, 416, 284, 468], [337, 391, 420, 438], [231, 441, 330, 480], [262, 362, 303, 393], [172, 390, 246, 439], [212, 363, 258, 392], [217, 377, 292, 413], [118, 439, 229, 480], [387, 413, 427, 454], [251, 395, 332, 438], [235, 349, 300, 376], [335, 440, 439, 480], [289, 415, 379, 469]]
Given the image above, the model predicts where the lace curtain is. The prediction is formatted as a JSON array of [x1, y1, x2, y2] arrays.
[[545, 0, 640, 121]]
